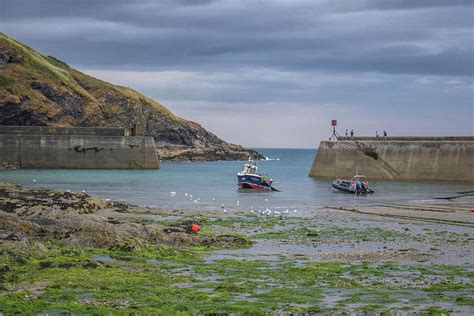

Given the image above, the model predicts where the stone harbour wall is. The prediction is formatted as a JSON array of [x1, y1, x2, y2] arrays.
[[0, 126, 159, 169], [309, 137, 474, 181]]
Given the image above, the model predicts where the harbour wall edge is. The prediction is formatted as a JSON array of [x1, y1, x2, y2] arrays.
[[309, 139, 474, 181]]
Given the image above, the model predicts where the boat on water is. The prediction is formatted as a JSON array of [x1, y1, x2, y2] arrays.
[[237, 159, 275, 190], [332, 175, 374, 194]]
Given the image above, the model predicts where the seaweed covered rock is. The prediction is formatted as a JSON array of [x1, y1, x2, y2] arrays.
[[0, 183, 119, 215], [0, 184, 252, 251]]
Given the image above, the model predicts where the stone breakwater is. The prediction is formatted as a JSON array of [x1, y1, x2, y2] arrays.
[[0, 126, 159, 169], [309, 136, 474, 181]]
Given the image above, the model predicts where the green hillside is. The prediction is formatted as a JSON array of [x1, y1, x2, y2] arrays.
[[0, 33, 261, 161]]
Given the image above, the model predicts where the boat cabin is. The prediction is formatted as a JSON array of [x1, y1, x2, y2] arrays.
[[241, 162, 258, 175]]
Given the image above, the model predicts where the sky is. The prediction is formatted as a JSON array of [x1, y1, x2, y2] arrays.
[[0, 0, 473, 148]]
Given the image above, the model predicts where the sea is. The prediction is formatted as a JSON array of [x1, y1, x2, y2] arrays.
[[0, 148, 472, 212]]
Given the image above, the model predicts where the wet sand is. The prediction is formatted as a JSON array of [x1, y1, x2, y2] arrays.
[[108, 202, 474, 313], [110, 201, 473, 266]]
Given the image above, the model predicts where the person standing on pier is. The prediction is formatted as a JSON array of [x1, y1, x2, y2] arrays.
[[383, 130, 387, 137], [350, 129, 354, 138]]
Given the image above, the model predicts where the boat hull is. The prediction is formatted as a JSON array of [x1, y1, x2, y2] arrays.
[[237, 175, 272, 190]]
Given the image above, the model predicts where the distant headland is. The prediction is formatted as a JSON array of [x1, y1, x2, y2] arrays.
[[0, 32, 262, 162]]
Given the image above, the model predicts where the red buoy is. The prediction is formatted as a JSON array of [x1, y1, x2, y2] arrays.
[[191, 224, 200, 233]]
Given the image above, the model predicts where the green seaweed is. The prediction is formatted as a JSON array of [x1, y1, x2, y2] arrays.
[[0, 74, 10, 86], [1, 212, 473, 314]]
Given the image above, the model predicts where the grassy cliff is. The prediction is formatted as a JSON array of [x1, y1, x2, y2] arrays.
[[0, 33, 262, 161]]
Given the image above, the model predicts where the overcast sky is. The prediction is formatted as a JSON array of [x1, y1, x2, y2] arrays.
[[1, 0, 473, 148]]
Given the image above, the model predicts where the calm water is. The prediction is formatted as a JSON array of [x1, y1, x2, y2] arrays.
[[0, 148, 472, 211]]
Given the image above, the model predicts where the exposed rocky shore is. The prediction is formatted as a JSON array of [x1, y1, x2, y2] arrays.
[[156, 143, 262, 161], [0, 32, 262, 161], [1, 183, 473, 314], [0, 183, 250, 251]]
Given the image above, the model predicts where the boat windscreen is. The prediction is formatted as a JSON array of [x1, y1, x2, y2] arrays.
[[243, 164, 257, 174]]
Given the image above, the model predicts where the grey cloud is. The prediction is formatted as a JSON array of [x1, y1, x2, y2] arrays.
[[352, 0, 473, 11], [1, 0, 472, 77], [0, 0, 472, 146], [174, 0, 218, 6]]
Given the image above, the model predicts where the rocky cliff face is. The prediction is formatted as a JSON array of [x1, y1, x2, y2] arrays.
[[0, 33, 262, 161]]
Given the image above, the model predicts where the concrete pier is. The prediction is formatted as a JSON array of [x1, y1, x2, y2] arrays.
[[0, 126, 160, 169], [309, 137, 474, 181]]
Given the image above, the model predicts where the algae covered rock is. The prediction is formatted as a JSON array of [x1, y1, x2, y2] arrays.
[[0, 184, 252, 251]]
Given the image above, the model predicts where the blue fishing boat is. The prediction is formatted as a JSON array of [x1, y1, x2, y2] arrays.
[[332, 175, 374, 194], [237, 159, 274, 190]]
